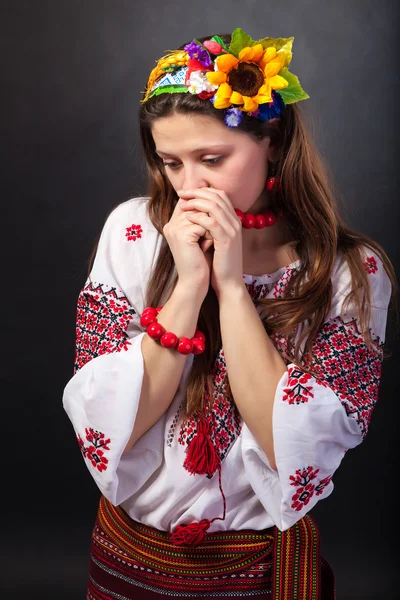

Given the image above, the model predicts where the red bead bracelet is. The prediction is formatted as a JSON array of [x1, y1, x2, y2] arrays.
[[140, 307, 206, 355]]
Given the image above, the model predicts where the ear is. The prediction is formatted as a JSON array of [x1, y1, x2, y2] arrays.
[[267, 144, 277, 163], [266, 117, 280, 163]]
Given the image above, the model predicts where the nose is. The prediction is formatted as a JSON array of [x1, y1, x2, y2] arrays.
[[180, 164, 210, 190]]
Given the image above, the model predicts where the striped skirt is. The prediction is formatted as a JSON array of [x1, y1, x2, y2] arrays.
[[87, 496, 335, 599]]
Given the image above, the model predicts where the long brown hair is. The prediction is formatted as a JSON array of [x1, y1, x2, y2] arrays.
[[88, 33, 399, 421]]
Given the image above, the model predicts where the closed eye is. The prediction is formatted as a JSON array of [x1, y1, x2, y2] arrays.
[[162, 157, 222, 170]]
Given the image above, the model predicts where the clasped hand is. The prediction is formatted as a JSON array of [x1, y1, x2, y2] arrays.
[[178, 187, 244, 297]]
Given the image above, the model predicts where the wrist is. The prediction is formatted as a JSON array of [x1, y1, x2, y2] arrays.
[[216, 280, 247, 304], [174, 279, 208, 305]]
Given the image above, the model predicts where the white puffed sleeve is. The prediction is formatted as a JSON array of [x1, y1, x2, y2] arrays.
[[62, 197, 164, 506], [241, 247, 392, 531]]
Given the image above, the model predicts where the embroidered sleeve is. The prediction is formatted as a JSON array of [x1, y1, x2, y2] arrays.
[[62, 199, 164, 505], [241, 248, 392, 531]]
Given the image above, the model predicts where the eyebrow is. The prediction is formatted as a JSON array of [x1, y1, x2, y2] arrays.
[[155, 145, 231, 157]]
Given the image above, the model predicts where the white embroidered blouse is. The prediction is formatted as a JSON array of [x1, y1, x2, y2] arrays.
[[62, 196, 391, 533]]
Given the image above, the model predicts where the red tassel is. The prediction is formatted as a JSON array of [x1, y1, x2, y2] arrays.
[[173, 414, 224, 547], [183, 418, 220, 477], [171, 519, 211, 547]]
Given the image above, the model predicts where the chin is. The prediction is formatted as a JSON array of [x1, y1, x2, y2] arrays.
[[235, 199, 257, 212]]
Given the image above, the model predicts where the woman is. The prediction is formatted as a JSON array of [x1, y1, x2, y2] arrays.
[[63, 29, 398, 599]]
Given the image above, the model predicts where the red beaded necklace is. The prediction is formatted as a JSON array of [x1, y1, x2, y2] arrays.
[[234, 207, 282, 229]]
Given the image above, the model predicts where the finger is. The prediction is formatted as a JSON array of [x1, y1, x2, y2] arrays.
[[179, 189, 239, 228], [202, 229, 213, 240], [179, 214, 208, 239], [181, 198, 237, 229], [179, 187, 235, 216], [200, 237, 214, 253], [184, 210, 235, 242], [181, 198, 226, 219]]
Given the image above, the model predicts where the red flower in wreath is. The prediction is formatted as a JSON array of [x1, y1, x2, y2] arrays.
[[185, 58, 216, 100]]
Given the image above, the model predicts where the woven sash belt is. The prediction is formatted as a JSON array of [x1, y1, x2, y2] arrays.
[[87, 495, 322, 599]]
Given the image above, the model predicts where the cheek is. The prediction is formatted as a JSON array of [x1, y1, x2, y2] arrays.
[[163, 169, 181, 189], [222, 154, 267, 199]]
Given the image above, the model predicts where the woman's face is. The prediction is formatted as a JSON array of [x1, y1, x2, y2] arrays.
[[151, 112, 275, 213]]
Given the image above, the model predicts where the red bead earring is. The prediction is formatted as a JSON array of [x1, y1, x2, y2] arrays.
[[266, 162, 281, 191], [266, 175, 281, 191]]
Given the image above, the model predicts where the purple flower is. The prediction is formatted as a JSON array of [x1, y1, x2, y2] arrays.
[[184, 40, 212, 68], [224, 108, 243, 128]]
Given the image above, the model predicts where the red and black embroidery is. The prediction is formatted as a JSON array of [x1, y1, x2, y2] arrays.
[[166, 405, 182, 448], [289, 466, 332, 511], [272, 265, 296, 298], [282, 367, 314, 404], [77, 428, 111, 473], [243, 266, 299, 302], [283, 315, 384, 438], [171, 270, 299, 460], [176, 350, 242, 467], [364, 254, 378, 275], [245, 280, 271, 301], [125, 223, 143, 242], [74, 281, 136, 374]]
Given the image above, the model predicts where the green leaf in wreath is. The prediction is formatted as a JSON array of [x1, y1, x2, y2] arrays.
[[278, 68, 310, 104], [256, 36, 294, 54], [276, 39, 294, 67], [228, 28, 255, 57], [149, 85, 189, 99]]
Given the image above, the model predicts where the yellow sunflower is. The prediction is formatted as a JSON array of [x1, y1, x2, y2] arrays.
[[206, 44, 289, 112]]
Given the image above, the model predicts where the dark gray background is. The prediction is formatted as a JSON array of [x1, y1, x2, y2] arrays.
[[1, 1, 399, 598]]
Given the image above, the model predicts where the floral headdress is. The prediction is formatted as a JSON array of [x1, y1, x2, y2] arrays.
[[141, 28, 309, 127]]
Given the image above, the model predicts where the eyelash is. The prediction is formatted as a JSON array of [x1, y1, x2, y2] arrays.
[[162, 157, 221, 170]]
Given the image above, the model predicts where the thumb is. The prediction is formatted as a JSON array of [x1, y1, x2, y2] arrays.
[[200, 237, 214, 253]]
